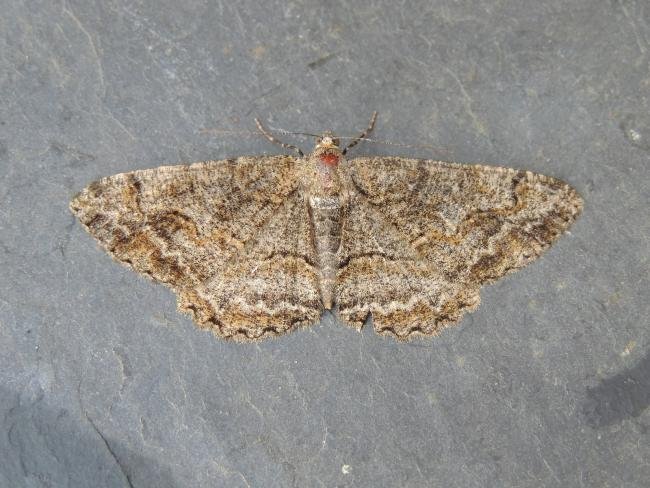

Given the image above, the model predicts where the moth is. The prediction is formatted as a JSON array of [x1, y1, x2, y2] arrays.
[[70, 113, 583, 341]]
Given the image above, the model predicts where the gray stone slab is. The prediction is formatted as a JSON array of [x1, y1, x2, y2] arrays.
[[1, 0, 648, 486]]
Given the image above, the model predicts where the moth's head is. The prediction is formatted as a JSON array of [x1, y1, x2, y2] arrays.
[[314, 132, 341, 167]]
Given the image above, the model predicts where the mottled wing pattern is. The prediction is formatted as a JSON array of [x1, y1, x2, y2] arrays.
[[70, 156, 322, 341], [183, 188, 322, 340], [337, 157, 583, 340]]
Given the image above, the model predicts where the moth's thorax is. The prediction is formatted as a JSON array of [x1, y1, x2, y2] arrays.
[[300, 142, 345, 200]]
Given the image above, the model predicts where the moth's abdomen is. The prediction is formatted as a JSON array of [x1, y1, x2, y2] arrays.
[[309, 196, 343, 309]]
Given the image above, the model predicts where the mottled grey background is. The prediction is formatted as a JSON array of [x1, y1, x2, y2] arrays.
[[1, 1, 648, 487]]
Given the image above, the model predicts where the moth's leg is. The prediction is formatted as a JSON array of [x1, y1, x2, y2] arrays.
[[343, 111, 378, 155], [255, 118, 304, 157]]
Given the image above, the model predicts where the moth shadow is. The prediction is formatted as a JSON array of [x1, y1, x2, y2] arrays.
[[329, 306, 473, 348]]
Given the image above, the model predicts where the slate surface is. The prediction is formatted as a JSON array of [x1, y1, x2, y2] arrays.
[[1, 1, 649, 487]]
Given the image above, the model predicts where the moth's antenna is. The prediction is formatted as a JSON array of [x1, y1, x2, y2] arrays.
[[201, 123, 308, 156], [336, 136, 449, 155], [200, 127, 316, 140], [202, 115, 450, 156], [199, 128, 262, 137], [343, 111, 377, 155], [254, 118, 304, 157], [272, 129, 322, 138]]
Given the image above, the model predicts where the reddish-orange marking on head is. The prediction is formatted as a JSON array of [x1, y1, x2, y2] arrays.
[[319, 152, 340, 167]]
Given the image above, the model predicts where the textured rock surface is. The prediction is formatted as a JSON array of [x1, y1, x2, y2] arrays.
[[1, 0, 648, 486]]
